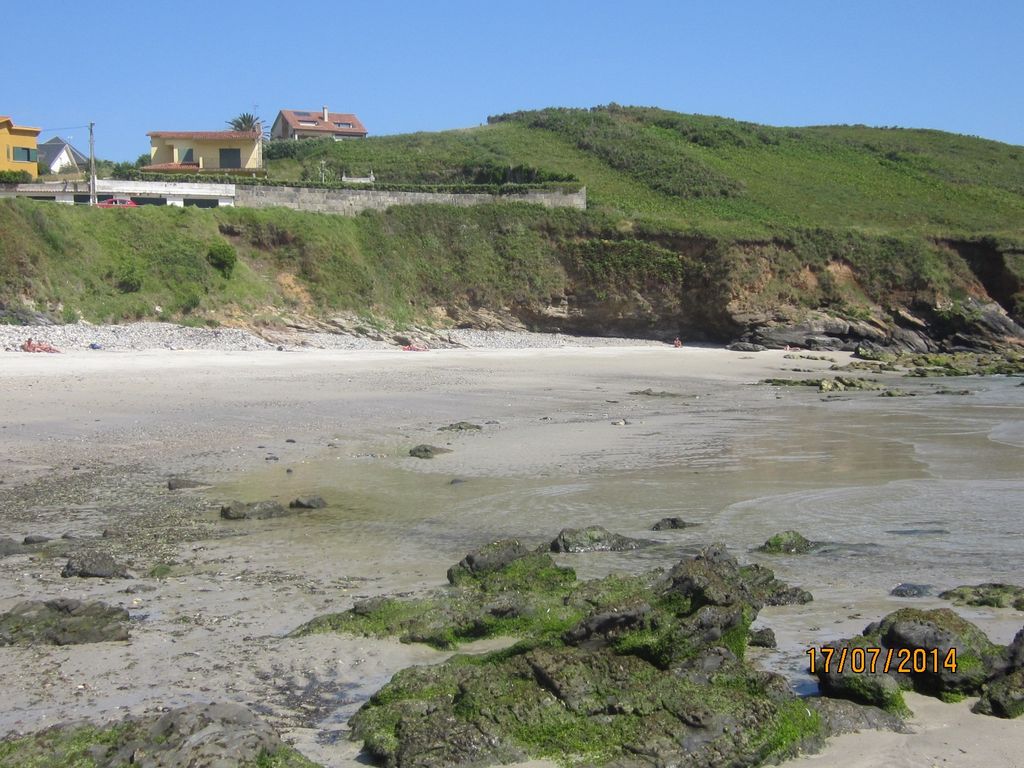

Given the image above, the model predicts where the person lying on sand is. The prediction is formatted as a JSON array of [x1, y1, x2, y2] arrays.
[[20, 338, 61, 353]]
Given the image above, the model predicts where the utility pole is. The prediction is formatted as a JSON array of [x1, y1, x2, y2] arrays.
[[88, 122, 97, 206]]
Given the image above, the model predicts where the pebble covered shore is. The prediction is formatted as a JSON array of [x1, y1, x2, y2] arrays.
[[0, 322, 669, 353]]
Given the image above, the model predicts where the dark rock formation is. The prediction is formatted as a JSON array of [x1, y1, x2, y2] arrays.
[[22, 534, 51, 544], [549, 525, 651, 553], [628, 388, 684, 397], [409, 444, 453, 459], [289, 495, 327, 509], [0, 599, 129, 645], [749, 627, 777, 648], [726, 341, 767, 352], [167, 477, 207, 490], [890, 583, 933, 598], [651, 516, 694, 530], [61, 551, 130, 579], [807, 697, 907, 736]]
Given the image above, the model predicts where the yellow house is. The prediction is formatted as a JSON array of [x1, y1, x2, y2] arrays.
[[144, 130, 262, 173], [0, 116, 41, 179]]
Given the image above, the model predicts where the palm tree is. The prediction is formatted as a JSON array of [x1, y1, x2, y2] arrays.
[[227, 113, 266, 136]]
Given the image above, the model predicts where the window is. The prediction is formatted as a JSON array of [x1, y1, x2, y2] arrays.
[[181, 148, 194, 163], [12, 147, 37, 163], [298, 121, 318, 127], [334, 122, 353, 128], [218, 148, 241, 169]]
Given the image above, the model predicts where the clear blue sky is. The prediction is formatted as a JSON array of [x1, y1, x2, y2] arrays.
[[7, 0, 1023, 160]]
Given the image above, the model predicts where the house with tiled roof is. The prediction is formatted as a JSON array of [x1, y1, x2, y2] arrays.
[[0, 115, 41, 179], [271, 107, 367, 141], [144, 130, 262, 174], [38, 137, 89, 175]]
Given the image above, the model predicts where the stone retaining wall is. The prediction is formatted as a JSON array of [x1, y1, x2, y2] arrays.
[[234, 184, 586, 215]]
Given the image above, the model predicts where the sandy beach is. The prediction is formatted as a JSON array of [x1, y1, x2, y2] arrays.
[[1, 338, 1022, 766]]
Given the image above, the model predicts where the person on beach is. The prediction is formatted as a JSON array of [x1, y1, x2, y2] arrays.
[[20, 338, 61, 353], [673, 337, 683, 348]]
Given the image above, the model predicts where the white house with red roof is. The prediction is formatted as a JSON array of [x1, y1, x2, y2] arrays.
[[144, 130, 262, 174], [271, 107, 367, 141]]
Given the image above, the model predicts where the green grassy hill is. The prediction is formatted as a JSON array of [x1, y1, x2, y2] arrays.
[[268, 105, 1024, 238], [3, 106, 1024, 348]]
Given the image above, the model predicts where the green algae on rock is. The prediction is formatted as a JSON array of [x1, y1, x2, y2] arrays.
[[758, 530, 815, 555], [940, 583, 1024, 611], [296, 540, 862, 767], [0, 599, 129, 646], [0, 702, 322, 768]]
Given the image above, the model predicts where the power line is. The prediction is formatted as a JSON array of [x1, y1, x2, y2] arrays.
[[39, 124, 91, 133]]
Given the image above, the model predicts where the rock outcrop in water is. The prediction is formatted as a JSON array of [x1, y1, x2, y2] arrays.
[[290, 539, 901, 768], [757, 530, 815, 555], [549, 525, 652, 552]]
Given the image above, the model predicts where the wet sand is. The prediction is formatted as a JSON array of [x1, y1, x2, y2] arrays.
[[1, 345, 1022, 766]]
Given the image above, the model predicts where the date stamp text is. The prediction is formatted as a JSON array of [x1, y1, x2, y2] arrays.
[[807, 646, 957, 675]]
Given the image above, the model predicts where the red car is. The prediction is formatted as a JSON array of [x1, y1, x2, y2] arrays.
[[96, 197, 137, 208]]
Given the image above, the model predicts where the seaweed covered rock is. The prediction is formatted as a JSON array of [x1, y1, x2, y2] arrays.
[[749, 627, 777, 649], [973, 627, 1024, 718], [296, 542, 577, 649], [306, 540, 845, 767], [0, 702, 319, 767], [0, 599, 129, 645], [758, 530, 814, 555], [446, 539, 536, 585], [549, 525, 651, 553], [350, 632, 825, 768], [940, 583, 1024, 610], [974, 668, 1024, 718], [815, 608, 1009, 716]]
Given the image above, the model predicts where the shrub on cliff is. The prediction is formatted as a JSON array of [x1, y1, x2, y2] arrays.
[[206, 239, 237, 278]]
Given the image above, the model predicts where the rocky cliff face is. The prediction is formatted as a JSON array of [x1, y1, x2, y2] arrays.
[[514, 235, 1024, 353]]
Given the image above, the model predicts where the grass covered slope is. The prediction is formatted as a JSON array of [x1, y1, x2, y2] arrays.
[[2, 105, 1024, 346]]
